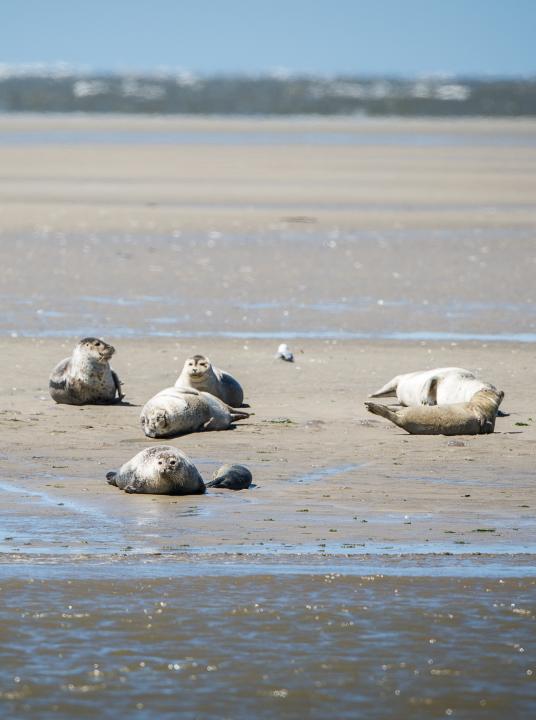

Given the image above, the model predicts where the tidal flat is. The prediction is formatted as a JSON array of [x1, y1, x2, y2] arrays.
[[0, 115, 535, 717]]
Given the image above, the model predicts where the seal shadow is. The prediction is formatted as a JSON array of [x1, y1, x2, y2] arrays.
[[143, 424, 250, 440]]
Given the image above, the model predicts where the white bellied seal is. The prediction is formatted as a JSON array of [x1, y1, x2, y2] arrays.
[[207, 464, 253, 490], [106, 446, 205, 495], [141, 386, 249, 438], [175, 355, 244, 407], [369, 366, 499, 407], [365, 388, 504, 435], [49, 337, 124, 405]]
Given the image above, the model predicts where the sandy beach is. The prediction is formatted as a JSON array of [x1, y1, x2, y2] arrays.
[[1, 116, 535, 718], [1, 336, 535, 557]]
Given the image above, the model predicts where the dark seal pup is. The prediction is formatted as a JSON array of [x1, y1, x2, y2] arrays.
[[206, 464, 253, 490], [49, 337, 124, 405]]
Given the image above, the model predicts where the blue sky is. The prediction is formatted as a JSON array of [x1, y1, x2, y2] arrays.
[[1, 0, 535, 76]]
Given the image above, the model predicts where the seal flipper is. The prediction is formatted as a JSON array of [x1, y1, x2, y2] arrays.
[[369, 375, 400, 398], [229, 410, 250, 422], [364, 401, 404, 428], [421, 377, 438, 406], [112, 370, 124, 402], [106, 471, 118, 486]]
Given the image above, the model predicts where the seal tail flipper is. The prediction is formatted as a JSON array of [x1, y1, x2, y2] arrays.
[[230, 410, 250, 422], [364, 402, 402, 427], [106, 471, 118, 486], [368, 375, 399, 398]]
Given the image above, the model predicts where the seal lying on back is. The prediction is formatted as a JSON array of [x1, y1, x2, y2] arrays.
[[49, 337, 124, 405], [365, 388, 504, 435], [175, 355, 244, 407], [141, 386, 249, 438], [106, 446, 205, 495], [369, 367, 499, 407]]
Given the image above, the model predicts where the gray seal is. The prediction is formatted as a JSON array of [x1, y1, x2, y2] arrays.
[[140, 386, 249, 438], [365, 388, 504, 435], [206, 464, 253, 490], [106, 445, 205, 495], [175, 355, 244, 407], [49, 337, 124, 405]]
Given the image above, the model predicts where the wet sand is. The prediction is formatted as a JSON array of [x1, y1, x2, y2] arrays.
[[1, 337, 535, 558], [1, 116, 536, 718]]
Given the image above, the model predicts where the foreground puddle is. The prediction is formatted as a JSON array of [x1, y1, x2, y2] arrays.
[[0, 569, 533, 719]]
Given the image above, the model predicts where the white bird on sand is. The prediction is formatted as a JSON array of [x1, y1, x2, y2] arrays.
[[276, 343, 294, 362]]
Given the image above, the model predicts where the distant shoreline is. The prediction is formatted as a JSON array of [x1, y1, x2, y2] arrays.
[[1, 73, 535, 115]]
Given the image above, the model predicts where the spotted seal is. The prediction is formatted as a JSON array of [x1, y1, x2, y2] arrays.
[[369, 366, 499, 407], [175, 355, 244, 407], [49, 337, 124, 405], [106, 445, 205, 494], [207, 464, 253, 490], [365, 388, 504, 435], [140, 386, 249, 438]]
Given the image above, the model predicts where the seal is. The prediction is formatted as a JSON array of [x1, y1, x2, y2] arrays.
[[364, 388, 504, 435], [140, 386, 250, 438], [106, 445, 206, 495], [175, 355, 244, 407], [369, 366, 499, 407], [49, 337, 124, 405], [206, 464, 253, 490]]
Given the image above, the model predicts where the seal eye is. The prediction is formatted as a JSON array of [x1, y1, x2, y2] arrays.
[[158, 460, 163, 465], [170, 460, 176, 465]]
